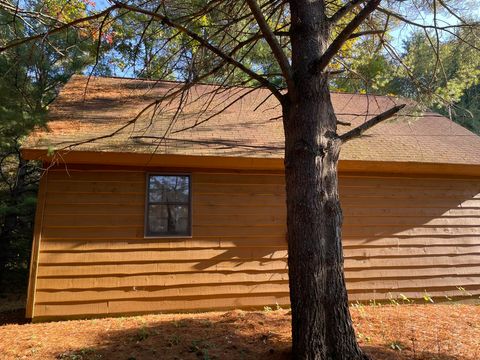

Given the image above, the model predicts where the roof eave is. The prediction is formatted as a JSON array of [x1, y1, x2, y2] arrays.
[[22, 148, 480, 177]]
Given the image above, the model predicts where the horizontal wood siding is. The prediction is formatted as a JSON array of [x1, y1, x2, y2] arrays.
[[32, 169, 480, 319]]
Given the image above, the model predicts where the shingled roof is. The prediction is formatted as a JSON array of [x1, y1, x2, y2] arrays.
[[22, 75, 480, 166]]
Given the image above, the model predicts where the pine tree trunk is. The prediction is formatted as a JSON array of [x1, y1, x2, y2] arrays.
[[283, 86, 367, 360], [283, 1, 367, 359]]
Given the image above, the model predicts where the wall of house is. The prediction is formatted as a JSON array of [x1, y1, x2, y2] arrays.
[[29, 166, 480, 320]]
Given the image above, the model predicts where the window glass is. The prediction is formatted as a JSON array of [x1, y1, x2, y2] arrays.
[[146, 175, 190, 236], [149, 176, 189, 203]]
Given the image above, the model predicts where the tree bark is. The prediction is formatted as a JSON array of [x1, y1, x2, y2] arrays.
[[283, 1, 367, 359]]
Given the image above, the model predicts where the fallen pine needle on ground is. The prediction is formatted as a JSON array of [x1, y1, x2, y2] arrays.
[[0, 304, 479, 359]]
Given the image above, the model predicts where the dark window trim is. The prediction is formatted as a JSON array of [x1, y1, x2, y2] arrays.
[[144, 173, 192, 238]]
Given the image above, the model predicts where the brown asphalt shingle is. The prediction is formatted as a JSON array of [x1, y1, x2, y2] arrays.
[[22, 75, 480, 165]]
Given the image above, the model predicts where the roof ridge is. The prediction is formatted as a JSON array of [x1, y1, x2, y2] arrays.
[[71, 74, 266, 91], [71, 74, 403, 99]]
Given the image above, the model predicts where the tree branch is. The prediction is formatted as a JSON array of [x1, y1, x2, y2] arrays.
[[84, 10, 111, 100], [329, 0, 368, 24], [245, 0, 294, 91], [340, 104, 405, 143], [314, 0, 381, 74], [112, 1, 283, 101], [0, 5, 118, 52], [348, 29, 385, 39], [377, 7, 479, 30], [0, 0, 66, 26], [436, 0, 468, 25]]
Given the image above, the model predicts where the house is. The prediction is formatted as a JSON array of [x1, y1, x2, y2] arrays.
[[21, 75, 480, 321]]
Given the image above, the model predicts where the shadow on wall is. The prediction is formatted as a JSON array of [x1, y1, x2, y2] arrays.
[[337, 176, 480, 301], [187, 174, 480, 302]]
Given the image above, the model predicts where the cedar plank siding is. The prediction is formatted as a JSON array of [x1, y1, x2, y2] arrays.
[[30, 167, 480, 320]]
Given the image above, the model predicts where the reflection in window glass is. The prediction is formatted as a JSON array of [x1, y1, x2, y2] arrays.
[[146, 175, 190, 236], [149, 176, 189, 203]]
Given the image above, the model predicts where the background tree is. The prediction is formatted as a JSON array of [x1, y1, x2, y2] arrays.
[[332, 26, 480, 133], [0, 0, 479, 359], [397, 28, 480, 133], [454, 84, 480, 133], [0, 0, 96, 292]]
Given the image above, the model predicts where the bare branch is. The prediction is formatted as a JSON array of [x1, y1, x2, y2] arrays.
[[171, 85, 262, 134], [348, 29, 385, 39], [84, 10, 111, 100], [245, 0, 294, 91], [436, 0, 468, 25], [329, 0, 368, 24], [337, 120, 351, 126], [377, 7, 479, 31], [112, 1, 283, 101], [315, 0, 381, 74], [340, 104, 406, 143], [130, 136, 283, 151]]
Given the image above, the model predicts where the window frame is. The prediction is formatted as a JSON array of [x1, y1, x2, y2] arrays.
[[144, 172, 192, 238]]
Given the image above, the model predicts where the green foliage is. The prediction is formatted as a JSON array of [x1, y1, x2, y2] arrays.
[[103, 0, 288, 85], [400, 30, 480, 108], [0, 0, 97, 294], [423, 291, 434, 303], [167, 333, 182, 347], [445, 84, 480, 134], [332, 27, 480, 134], [135, 326, 150, 342], [331, 45, 397, 94]]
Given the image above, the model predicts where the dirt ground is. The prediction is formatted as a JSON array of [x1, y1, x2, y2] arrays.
[[0, 304, 479, 360]]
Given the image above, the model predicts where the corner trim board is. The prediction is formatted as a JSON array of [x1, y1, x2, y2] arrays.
[[25, 171, 48, 319]]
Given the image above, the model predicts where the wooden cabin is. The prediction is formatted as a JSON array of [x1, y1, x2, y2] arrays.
[[22, 75, 480, 321]]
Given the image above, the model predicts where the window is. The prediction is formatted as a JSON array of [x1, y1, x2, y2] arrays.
[[145, 174, 191, 237]]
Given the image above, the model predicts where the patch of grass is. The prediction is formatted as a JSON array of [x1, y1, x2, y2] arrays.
[[399, 293, 412, 304], [388, 340, 405, 351], [201, 349, 212, 360], [167, 334, 182, 347], [423, 291, 434, 303], [134, 325, 149, 342], [188, 339, 214, 359], [457, 286, 473, 297], [351, 302, 367, 318], [356, 332, 371, 343]]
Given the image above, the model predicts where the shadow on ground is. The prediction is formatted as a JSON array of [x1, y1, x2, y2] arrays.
[[50, 313, 461, 360], [0, 292, 27, 326], [0, 308, 28, 326]]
